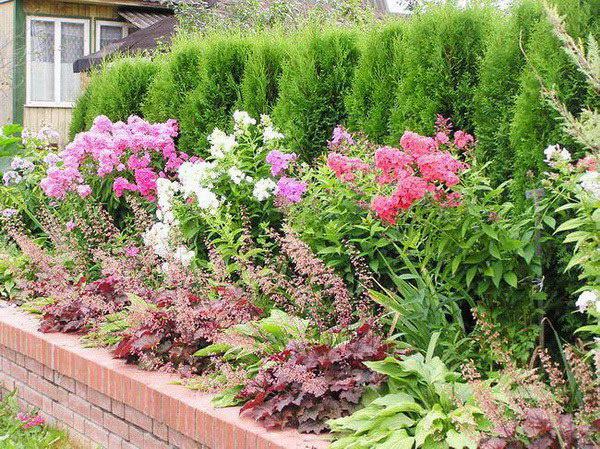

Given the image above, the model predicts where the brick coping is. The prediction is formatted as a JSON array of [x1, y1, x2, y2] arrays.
[[0, 305, 330, 449]]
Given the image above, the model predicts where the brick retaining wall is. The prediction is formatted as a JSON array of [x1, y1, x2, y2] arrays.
[[0, 306, 329, 449]]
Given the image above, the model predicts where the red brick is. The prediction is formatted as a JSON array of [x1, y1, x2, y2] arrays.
[[52, 402, 73, 426], [75, 380, 88, 399], [69, 392, 91, 418], [88, 387, 112, 410], [73, 413, 85, 434], [143, 432, 169, 449], [9, 362, 28, 383], [20, 384, 45, 409], [125, 405, 153, 432], [128, 425, 146, 448], [121, 441, 138, 449], [84, 419, 110, 446], [112, 399, 125, 418], [24, 357, 44, 376], [55, 373, 76, 392], [153, 419, 169, 441], [104, 411, 130, 440], [169, 429, 198, 449], [108, 433, 123, 449]]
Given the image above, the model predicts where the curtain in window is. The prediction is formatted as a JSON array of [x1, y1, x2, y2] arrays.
[[30, 20, 54, 102], [99, 25, 123, 50], [60, 22, 84, 103]]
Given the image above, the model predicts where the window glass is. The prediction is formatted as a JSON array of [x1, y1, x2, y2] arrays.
[[60, 22, 84, 102], [29, 20, 55, 102], [99, 25, 124, 50]]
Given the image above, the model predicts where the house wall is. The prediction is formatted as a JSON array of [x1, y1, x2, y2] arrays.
[[21, 0, 122, 144], [0, 0, 15, 125]]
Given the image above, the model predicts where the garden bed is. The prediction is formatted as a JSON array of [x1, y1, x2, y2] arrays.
[[0, 305, 329, 449]]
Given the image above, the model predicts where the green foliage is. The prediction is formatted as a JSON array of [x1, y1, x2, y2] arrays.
[[240, 33, 288, 118], [68, 85, 92, 139], [473, 0, 543, 186], [344, 20, 405, 141], [509, 0, 597, 204], [142, 35, 206, 124], [388, 6, 492, 139], [0, 391, 73, 448], [329, 353, 481, 449], [82, 56, 158, 129], [273, 28, 359, 160], [178, 35, 251, 154]]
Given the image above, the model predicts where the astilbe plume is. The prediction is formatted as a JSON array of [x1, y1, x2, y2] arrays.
[[277, 225, 354, 327], [238, 324, 388, 433]]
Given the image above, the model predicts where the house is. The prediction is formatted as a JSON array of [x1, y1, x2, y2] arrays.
[[0, 0, 175, 144]]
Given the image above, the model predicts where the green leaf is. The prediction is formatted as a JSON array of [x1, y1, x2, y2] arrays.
[[194, 343, 231, 357], [542, 215, 556, 229], [375, 431, 414, 449], [555, 217, 584, 233], [465, 267, 477, 288], [489, 242, 501, 259], [503, 272, 518, 288], [446, 429, 477, 449]]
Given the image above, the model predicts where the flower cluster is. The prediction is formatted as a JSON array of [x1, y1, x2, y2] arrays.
[[16, 411, 45, 429], [40, 115, 188, 200], [326, 121, 471, 224], [3, 157, 35, 186]]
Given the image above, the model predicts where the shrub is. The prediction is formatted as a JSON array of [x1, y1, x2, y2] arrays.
[[273, 27, 359, 161], [344, 20, 405, 142], [82, 56, 158, 128], [239, 32, 289, 118], [69, 84, 92, 139], [177, 34, 251, 154], [509, 0, 598, 204], [388, 6, 492, 140], [472, 0, 543, 187], [142, 35, 206, 124]]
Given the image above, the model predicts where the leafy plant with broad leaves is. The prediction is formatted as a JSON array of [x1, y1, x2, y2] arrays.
[[237, 324, 389, 433], [328, 352, 481, 449]]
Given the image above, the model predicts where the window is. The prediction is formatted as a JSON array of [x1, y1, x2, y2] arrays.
[[96, 21, 130, 51], [26, 16, 90, 107], [384, 0, 413, 14]]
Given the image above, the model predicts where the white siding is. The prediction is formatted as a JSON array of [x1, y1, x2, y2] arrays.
[[0, 1, 15, 125]]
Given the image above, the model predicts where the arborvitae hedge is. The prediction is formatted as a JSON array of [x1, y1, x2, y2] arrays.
[[240, 33, 289, 118], [510, 0, 597, 204], [473, 1, 543, 187], [273, 28, 359, 160], [178, 35, 251, 154], [142, 37, 206, 124], [344, 21, 405, 142], [82, 57, 158, 130], [388, 6, 492, 140], [69, 1, 598, 184]]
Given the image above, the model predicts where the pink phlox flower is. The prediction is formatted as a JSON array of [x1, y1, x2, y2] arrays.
[[127, 153, 151, 170], [453, 130, 474, 150], [91, 115, 112, 133], [266, 150, 298, 176], [133, 168, 158, 200], [113, 177, 138, 197], [17, 412, 45, 429], [370, 195, 399, 224], [275, 177, 307, 204], [327, 152, 370, 182], [400, 131, 438, 157], [374, 146, 413, 184], [433, 189, 462, 208], [76, 184, 92, 198], [435, 132, 450, 145], [328, 126, 355, 150], [65, 220, 77, 231], [393, 175, 432, 210], [416, 152, 466, 187]]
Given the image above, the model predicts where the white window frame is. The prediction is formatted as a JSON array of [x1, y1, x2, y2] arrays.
[[25, 16, 90, 108], [95, 20, 129, 52]]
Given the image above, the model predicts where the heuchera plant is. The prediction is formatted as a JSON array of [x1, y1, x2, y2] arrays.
[[113, 291, 263, 374], [238, 324, 388, 433], [326, 116, 472, 224], [40, 115, 189, 201]]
